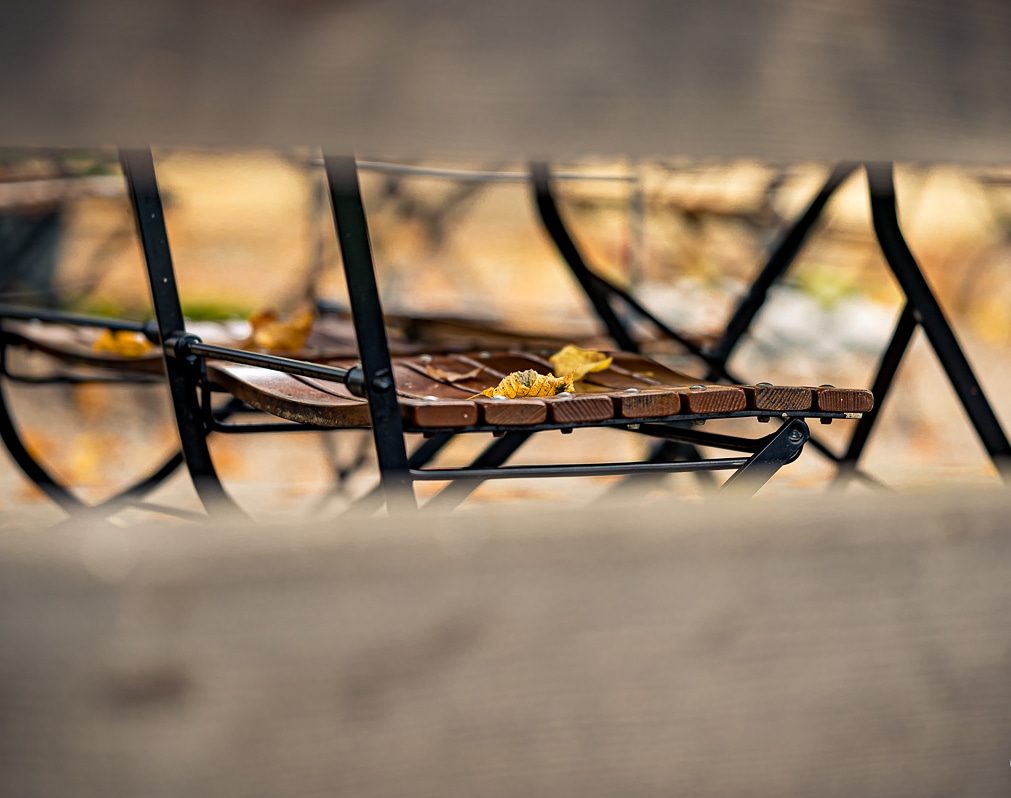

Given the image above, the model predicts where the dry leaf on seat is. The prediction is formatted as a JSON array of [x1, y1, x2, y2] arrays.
[[549, 344, 613, 382], [473, 369, 574, 399], [425, 364, 485, 383], [244, 308, 315, 353], [92, 329, 155, 357]]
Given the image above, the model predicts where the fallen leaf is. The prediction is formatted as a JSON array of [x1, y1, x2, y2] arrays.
[[245, 308, 315, 353], [549, 344, 613, 381], [425, 364, 485, 383], [92, 329, 155, 358], [474, 369, 574, 399]]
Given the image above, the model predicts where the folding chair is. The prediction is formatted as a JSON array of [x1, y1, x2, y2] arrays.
[[113, 148, 871, 518]]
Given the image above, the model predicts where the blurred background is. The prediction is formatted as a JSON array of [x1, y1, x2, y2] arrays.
[[3, 149, 1011, 523]]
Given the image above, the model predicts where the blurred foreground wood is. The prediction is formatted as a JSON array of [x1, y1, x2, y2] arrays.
[[3, 0, 1011, 161], [1, 489, 1010, 797]]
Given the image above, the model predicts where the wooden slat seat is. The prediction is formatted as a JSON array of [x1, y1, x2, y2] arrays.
[[3, 321, 166, 375], [203, 348, 872, 432], [3, 312, 873, 426]]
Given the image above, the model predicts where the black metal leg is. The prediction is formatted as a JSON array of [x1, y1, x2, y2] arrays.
[[833, 302, 918, 486], [119, 149, 242, 515], [0, 334, 84, 511], [348, 432, 455, 515], [708, 162, 860, 371], [422, 431, 534, 513], [721, 418, 810, 497], [1, 328, 188, 516], [323, 154, 416, 513], [531, 161, 639, 352], [867, 163, 1011, 477]]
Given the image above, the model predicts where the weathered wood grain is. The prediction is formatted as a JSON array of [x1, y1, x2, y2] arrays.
[[1, 488, 1009, 797]]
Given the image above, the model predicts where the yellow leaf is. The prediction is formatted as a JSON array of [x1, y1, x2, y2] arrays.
[[245, 308, 315, 353], [474, 369, 574, 399], [549, 344, 613, 382], [92, 329, 154, 358]]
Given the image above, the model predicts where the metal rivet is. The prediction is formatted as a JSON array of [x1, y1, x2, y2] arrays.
[[372, 375, 393, 392], [422, 395, 438, 401], [756, 382, 773, 387], [556, 391, 573, 398], [693, 419, 707, 426], [624, 387, 640, 393], [419, 354, 433, 363], [627, 423, 641, 430], [489, 395, 508, 401], [690, 384, 707, 391], [478, 351, 492, 359], [788, 428, 805, 443], [819, 384, 835, 389]]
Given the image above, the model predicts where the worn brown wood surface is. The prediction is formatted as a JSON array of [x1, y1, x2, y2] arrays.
[[204, 349, 872, 430], [1, 488, 1010, 797], [5, 323, 165, 375]]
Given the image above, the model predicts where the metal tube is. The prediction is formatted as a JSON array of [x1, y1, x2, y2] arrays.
[[324, 154, 416, 511], [185, 340, 360, 392], [833, 302, 918, 486], [119, 148, 243, 516], [411, 457, 748, 481], [0, 302, 153, 335], [423, 431, 533, 511], [867, 163, 1011, 475], [708, 162, 859, 367]]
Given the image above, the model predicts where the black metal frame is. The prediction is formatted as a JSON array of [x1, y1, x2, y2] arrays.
[[533, 161, 1011, 485], [8, 152, 979, 519], [105, 149, 827, 517], [0, 294, 198, 518]]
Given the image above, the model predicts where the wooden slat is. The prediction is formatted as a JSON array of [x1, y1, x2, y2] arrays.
[[816, 386, 875, 414], [541, 393, 615, 424], [742, 384, 814, 412], [2, 488, 1010, 797], [678, 384, 748, 415], [5, 323, 165, 375], [207, 363, 371, 428]]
